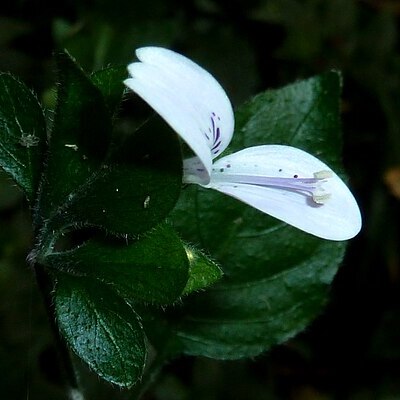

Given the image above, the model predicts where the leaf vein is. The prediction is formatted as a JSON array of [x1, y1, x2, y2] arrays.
[[287, 94, 321, 143]]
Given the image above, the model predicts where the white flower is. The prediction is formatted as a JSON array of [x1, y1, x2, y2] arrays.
[[124, 47, 361, 241]]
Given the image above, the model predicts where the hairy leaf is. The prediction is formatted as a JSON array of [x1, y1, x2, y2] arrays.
[[36, 51, 111, 229], [55, 274, 146, 387], [0, 73, 46, 202], [46, 224, 189, 305], [183, 245, 223, 295], [91, 65, 127, 116], [36, 53, 182, 241]]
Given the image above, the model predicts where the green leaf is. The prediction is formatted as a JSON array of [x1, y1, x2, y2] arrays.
[[90, 65, 127, 116], [36, 51, 112, 228], [182, 245, 223, 295], [0, 73, 46, 202], [232, 70, 343, 169], [170, 228, 344, 358], [36, 54, 181, 241], [167, 71, 348, 358], [45, 224, 189, 305], [55, 274, 146, 388], [57, 118, 183, 236]]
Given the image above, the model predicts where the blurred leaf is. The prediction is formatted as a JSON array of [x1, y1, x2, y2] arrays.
[[0, 170, 22, 210], [187, 26, 259, 105], [46, 224, 189, 305], [55, 274, 146, 388], [0, 17, 30, 45], [0, 73, 46, 202], [53, 15, 181, 72], [167, 72, 347, 358], [183, 245, 223, 295], [384, 167, 400, 199]]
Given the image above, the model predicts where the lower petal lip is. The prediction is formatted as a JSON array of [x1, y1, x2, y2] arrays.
[[204, 145, 362, 240], [207, 180, 361, 240]]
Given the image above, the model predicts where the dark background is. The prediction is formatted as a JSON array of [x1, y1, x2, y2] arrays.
[[0, 0, 399, 399]]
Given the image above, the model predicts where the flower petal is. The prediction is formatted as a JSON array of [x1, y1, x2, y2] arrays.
[[207, 145, 362, 240], [124, 47, 235, 182]]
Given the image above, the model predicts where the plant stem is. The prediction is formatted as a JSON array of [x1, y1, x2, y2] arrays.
[[34, 264, 85, 400], [126, 353, 167, 400]]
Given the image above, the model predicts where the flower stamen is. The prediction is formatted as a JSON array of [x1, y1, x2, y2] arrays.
[[211, 169, 333, 205]]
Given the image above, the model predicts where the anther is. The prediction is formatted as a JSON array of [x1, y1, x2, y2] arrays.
[[314, 170, 333, 179], [312, 192, 331, 204]]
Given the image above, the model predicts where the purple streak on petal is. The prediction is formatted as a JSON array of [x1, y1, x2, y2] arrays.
[[215, 127, 221, 142], [209, 113, 223, 151], [210, 115, 216, 141], [212, 140, 221, 151]]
